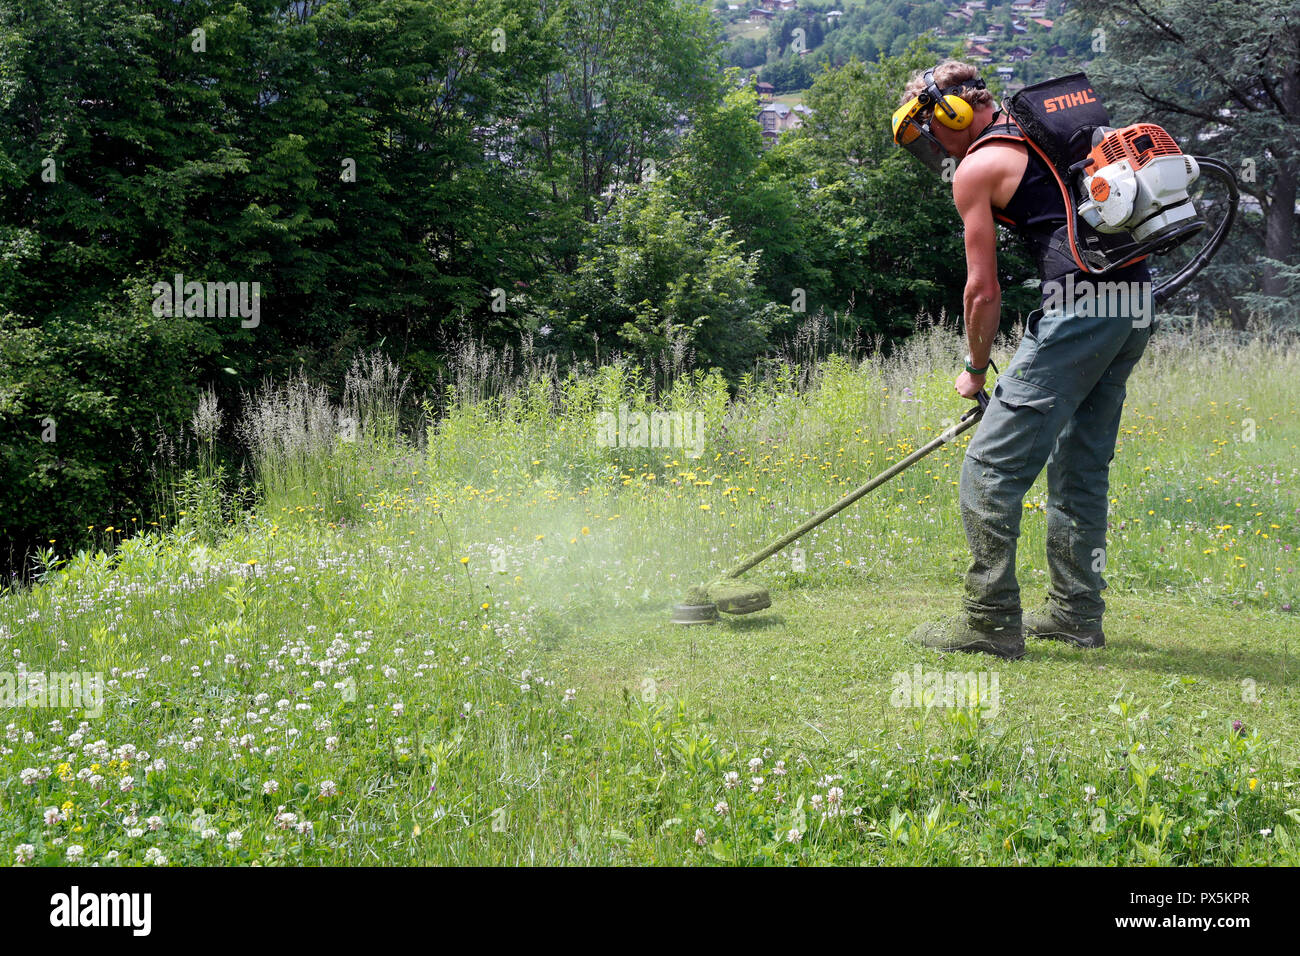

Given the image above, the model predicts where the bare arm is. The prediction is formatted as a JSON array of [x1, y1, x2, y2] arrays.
[[951, 153, 1002, 397]]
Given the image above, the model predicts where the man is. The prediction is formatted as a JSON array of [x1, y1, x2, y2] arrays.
[[894, 60, 1153, 659]]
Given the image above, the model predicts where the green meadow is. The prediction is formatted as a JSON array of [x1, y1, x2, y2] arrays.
[[3, 322, 1298, 865]]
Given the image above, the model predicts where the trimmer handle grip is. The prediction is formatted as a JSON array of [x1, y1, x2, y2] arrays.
[[962, 389, 991, 422]]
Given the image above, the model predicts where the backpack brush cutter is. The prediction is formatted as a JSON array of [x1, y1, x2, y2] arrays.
[[672, 73, 1240, 625]]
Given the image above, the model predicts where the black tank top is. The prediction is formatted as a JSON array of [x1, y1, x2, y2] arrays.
[[970, 112, 1150, 289]]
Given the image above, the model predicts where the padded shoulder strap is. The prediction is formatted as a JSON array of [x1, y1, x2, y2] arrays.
[[968, 115, 1026, 155]]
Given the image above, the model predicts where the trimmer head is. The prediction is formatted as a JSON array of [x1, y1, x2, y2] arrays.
[[709, 582, 771, 614], [669, 581, 771, 624], [669, 602, 719, 625]]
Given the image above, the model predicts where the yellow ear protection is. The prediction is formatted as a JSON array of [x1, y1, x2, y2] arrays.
[[923, 69, 982, 130], [891, 69, 986, 174]]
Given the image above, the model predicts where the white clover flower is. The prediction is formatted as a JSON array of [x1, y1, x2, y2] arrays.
[[827, 786, 844, 805], [694, 828, 707, 846], [296, 820, 314, 837], [14, 844, 35, 864], [263, 779, 279, 795], [786, 828, 802, 843], [810, 794, 824, 811], [19, 768, 40, 785], [723, 771, 740, 790], [65, 844, 84, 863], [748, 757, 763, 773], [226, 831, 243, 848], [564, 688, 576, 703], [392, 702, 405, 716], [751, 777, 764, 793], [713, 800, 729, 816], [127, 828, 144, 838], [319, 780, 338, 799], [104, 850, 120, 862], [144, 847, 167, 866], [43, 807, 64, 826], [146, 816, 163, 831], [773, 760, 787, 777], [325, 736, 339, 752], [201, 828, 218, 840], [119, 775, 135, 793]]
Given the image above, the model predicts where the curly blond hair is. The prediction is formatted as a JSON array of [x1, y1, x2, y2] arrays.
[[899, 60, 994, 109]]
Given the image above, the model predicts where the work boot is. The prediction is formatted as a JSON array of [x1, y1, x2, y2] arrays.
[[907, 616, 1025, 660], [1024, 605, 1106, 649]]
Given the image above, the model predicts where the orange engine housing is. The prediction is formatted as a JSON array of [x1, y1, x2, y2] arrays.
[[1084, 123, 1183, 176]]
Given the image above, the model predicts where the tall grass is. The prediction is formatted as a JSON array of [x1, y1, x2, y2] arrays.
[[236, 352, 414, 525]]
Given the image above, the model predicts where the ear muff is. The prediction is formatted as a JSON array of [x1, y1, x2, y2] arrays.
[[933, 94, 974, 130], [920, 68, 982, 131]]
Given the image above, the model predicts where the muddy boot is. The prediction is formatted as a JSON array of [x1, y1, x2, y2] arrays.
[[907, 616, 1025, 660], [1024, 606, 1105, 649]]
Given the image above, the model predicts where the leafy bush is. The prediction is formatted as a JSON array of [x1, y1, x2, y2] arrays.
[[0, 291, 213, 573]]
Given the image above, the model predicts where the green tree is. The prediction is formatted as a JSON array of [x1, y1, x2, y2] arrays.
[[557, 180, 788, 379]]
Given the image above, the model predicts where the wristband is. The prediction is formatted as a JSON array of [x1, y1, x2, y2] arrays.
[[964, 354, 989, 376]]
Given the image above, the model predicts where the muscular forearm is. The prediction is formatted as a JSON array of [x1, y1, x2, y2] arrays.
[[963, 286, 1000, 368]]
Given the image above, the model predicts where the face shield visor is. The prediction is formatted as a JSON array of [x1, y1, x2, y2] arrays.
[[891, 98, 954, 176]]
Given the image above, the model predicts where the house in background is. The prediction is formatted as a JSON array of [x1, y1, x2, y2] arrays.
[[757, 101, 811, 147]]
